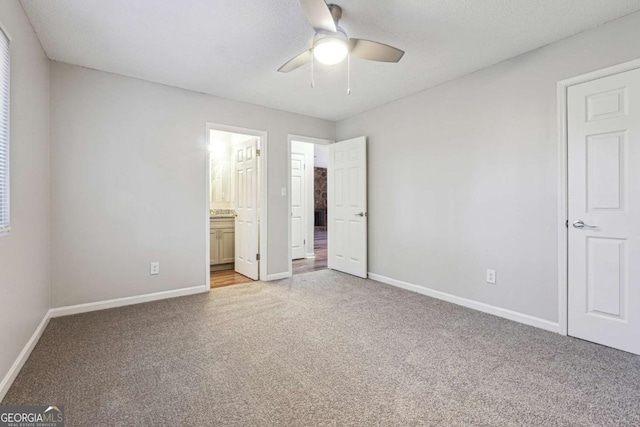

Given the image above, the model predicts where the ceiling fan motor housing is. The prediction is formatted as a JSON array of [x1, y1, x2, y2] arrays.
[[328, 4, 343, 23]]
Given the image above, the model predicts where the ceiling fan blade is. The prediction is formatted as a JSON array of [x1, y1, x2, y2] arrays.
[[278, 50, 313, 73], [299, 0, 337, 33], [349, 39, 405, 63]]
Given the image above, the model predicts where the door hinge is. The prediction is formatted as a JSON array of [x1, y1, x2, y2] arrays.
[[304, 239, 306, 245], [256, 253, 260, 261], [256, 149, 261, 156], [565, 220, 568, 228]]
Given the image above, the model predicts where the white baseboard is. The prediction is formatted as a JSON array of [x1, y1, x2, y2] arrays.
[[305, 253, 316, 259], [0, 285, 209, 401], [265, 272, 291, 281], [368, 273, 560, 333], [49, 285, 208, 318], [0, 310, 51, 402]]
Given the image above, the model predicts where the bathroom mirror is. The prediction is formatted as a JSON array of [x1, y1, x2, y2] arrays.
[[211, 157, 231, 204]]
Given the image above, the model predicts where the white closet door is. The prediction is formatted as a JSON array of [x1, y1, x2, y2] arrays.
[[567, 67, 640, 355]]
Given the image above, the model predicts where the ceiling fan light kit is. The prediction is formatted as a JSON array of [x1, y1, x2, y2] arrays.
[[279, 0, 405, 93], [312, 31, 348, 65]]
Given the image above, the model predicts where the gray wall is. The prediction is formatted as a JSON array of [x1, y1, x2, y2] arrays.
[[336, 11, 640, 323], [0, 1, 50, 387], [50, 62, 334, 307]]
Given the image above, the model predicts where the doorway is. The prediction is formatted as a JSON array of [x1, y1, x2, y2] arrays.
[[206, 123, 267, 288], [289, 136, 331, 275], [288, 135, 369, 279], [560, 61, 640, 355]]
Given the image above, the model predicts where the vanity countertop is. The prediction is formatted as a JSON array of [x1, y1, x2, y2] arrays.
[[210, 209, 235, 219]]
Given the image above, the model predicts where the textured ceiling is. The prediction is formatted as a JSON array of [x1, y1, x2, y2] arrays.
[[20, 0, 640, 121]]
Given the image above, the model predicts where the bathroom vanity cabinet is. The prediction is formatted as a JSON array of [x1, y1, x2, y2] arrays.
[[210, 218, 235, 268]]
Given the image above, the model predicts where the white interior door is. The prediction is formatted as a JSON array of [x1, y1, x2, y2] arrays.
[[328, 136, 367, 278], [234, 138, 259, 280], [568, 67, 640, 355], [291, 152, 306, 260]]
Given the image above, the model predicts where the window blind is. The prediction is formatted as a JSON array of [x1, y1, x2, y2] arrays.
[[0, 27, 9, 235]]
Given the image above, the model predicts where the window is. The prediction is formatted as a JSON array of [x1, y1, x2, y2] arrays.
[[0, 26, 9, 236]]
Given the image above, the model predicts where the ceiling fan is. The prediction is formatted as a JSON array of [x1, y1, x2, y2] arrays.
[[278, 0, 405, 74]]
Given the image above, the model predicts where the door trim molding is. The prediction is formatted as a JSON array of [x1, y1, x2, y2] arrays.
[[206, 123, 268, 282], [287, 134, 334, 277], [556, 58, 640, 336]]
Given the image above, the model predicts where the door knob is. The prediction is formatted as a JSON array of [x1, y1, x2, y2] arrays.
[[572, 220, 596, 229], [354, 212, 367, 217]]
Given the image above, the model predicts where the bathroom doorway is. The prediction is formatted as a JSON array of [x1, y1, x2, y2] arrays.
[[206, 123, 266, 288]]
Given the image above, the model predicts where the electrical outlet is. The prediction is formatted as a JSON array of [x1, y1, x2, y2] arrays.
[[150, 262, 160, 275], [486, 269, 496, 284]]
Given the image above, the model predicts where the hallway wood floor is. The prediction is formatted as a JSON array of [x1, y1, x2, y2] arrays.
[[293, 228, 327, 275]]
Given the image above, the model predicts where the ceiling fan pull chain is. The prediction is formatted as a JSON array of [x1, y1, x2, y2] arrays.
[[347, 53, 351, 95], [311, 55, 315, 88]]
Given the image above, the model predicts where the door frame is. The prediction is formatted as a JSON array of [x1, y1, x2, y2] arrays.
[[556, 58, 640, 335], [287, 134, 334, 277], [205, 122, 268, 287]]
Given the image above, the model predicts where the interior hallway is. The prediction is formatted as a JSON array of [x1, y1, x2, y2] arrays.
[[293, 228, 327, 275]]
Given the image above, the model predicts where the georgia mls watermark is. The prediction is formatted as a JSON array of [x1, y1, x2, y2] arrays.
[[0, 406, 64, 427]]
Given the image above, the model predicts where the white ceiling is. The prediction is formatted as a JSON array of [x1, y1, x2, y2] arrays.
[[20, 0, 640, 121]]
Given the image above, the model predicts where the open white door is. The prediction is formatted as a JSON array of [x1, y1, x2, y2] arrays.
[[234, 138, 259, 280], [567, 67, 640, 354], [291, 152, 306, 260], [328, 136, 367, 278]]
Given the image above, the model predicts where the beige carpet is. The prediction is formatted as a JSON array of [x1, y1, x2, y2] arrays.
[[3, 269, 640, 426]]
